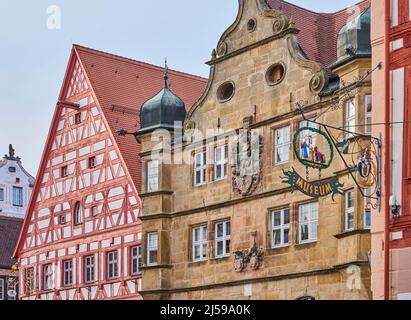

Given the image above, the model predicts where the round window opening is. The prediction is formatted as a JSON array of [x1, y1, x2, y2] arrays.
[[217, 82, 235, 103], [247, 19, 257, 32], [266, 63, 286, 86]]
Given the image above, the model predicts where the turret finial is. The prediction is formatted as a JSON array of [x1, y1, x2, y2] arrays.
[[164, 58, 169, 88]]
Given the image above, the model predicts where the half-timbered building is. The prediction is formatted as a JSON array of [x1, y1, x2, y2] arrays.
[[13, 45, 206, 300]]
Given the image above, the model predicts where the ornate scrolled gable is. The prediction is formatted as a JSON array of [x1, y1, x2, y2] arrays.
[[186, 0, 328, 120]]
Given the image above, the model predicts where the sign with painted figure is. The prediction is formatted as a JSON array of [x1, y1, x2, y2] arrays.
[[281, 126, 344, 201]]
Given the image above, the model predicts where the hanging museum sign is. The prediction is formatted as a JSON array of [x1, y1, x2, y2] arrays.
[[281, 126, 344, 200], [281, 168, 344, 200]]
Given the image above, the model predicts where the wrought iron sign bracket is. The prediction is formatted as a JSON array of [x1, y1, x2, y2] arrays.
[[295, 102, 382, 212]]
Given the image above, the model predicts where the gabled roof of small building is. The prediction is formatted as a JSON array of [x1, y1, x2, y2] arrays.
[[266, 0, 371, 68], [0, 216, 23, 268]]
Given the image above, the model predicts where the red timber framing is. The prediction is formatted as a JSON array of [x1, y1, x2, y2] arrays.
[[13, 45, 207, 300], [389, 0, 411, 250]]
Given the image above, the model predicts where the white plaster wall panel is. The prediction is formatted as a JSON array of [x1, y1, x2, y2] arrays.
[[79, 146, 91, 157], [109, 187, 124, 198], [93, 141, 105, 152]]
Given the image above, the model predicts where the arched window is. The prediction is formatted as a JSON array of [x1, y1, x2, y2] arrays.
[[74, 201, 82, 225]]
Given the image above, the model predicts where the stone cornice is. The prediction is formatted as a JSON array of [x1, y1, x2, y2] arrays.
[[334, 229, 371, 240], [139, 262, 370, 296]]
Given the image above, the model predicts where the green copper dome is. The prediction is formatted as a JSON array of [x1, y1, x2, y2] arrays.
[[335, 6, 371, 65], [138, 64, 186, 134]]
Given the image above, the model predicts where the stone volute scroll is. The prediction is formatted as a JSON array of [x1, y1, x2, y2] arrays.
[[231, 116, 263, 197]]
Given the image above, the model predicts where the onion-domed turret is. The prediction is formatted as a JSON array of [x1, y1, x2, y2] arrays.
[[335, 6, 371, 65], [138, 61, 186, 135]]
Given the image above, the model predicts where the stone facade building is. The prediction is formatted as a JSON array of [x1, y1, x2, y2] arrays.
[[137, 0, 374, 300]]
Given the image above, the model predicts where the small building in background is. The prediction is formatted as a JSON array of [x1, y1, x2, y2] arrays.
[[0, 145, 35, 219], [0, 216, 23, 300]]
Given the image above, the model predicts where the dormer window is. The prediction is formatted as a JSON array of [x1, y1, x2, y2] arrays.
[[8, 167, 16, 173]]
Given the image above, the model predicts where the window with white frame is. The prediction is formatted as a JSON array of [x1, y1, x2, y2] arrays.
[[215, 221, 230, 258], [63, 260, 73, 287], [12, 186, 23, 207], [107, 251, 118, 280], [84, 256, 94, 283], [131, 246, 142, 275], [365, 95, 372, 135], [271, 208, 290, 248], [345, 190, 355, 231], [214, 145, 228, 181], [299, 202, 319, 244], [345, 99, 356, 138], [0, 188, 4, 201], [194, 152, 207, 186], [0, 279, 4, 300], [74, 201, 82, 225], [192, 226, 208, 261], [147, 160, 159, 192], [43, 264, 53, 290], [392, 0, 399, 26], [147, 233, 158, 266], [275, 126, 291, 164]]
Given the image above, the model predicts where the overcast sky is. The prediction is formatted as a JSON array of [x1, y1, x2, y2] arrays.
[[0, 0, 361, 176]]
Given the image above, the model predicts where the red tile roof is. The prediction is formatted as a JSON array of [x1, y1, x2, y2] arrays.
[[74, 45, 208, 190], [267, 0, 371, 67], [0, 216, 23, 268]]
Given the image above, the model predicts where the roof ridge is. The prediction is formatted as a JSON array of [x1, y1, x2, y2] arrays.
[[327, 0, 370, 16], [73, 44, 208, 83], [269, 0, 369, 15]]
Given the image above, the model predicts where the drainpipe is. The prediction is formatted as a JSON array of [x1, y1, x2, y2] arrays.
[[384, 0, 391, 301]]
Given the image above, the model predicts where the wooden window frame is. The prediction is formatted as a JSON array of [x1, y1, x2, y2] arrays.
[[147, 232, 159, 266], [194, 151, 207, 186], [192, 225, 208, 262], [274, 126, 291, 165], [62, 259, 73, 287], [215, 220, 231, 258], [298, 202, 319, 244], [130, 246, 142, 276], [106, 251, 118, 280], [147, 160, 159, 193], [214, 145, 228, 181], [345, 189, 355, 231], [84, 255, 95, 284], [271, 208, 291, 248]]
